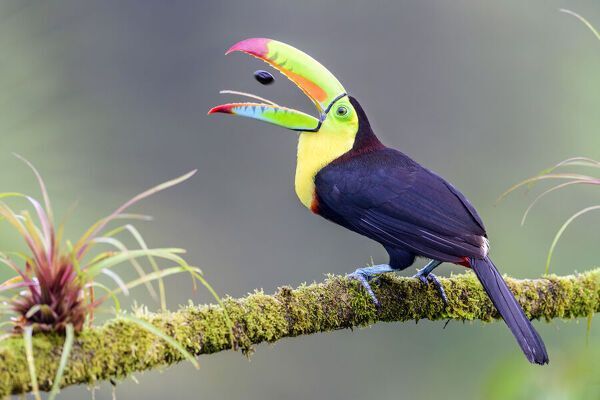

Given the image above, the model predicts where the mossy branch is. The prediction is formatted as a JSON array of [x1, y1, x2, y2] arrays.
[[0, 269, 599, 396]]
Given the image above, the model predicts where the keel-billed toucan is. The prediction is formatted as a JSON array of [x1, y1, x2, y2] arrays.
[[209, 38, 548, 364]]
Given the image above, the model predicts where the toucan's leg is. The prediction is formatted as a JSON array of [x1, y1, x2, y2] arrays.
[[347, 264, 394, 307], [413, 260, 448, 305], [416, 259, 442, 276]]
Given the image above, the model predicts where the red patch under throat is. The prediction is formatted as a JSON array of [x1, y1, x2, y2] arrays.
[[310, 192, 320, 214]]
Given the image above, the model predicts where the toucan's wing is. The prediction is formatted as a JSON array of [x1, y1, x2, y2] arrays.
[[314, 148, 488, 261]]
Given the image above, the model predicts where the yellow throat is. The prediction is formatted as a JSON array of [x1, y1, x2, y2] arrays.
[[294, 125, 356, 209]]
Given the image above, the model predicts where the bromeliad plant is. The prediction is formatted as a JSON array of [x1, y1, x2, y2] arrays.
[[0, 157, 223, 399], [0, 157, 217, 336]]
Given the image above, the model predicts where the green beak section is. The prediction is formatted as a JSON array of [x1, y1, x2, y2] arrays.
[[208, 38, 346, 131], [208, 102, 320, 131]]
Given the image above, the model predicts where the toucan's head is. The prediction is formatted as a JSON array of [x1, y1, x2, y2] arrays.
[[209, 38, 379, 209], [208, 38, 359, 138]]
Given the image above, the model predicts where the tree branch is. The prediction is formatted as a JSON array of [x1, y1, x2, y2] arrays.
[[0, 269, 598, 396]]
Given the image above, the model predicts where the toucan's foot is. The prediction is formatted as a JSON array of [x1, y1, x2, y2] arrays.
[[347, 264, 394, 308], [413, 268, 448, 306], [348, 271, 379, 307]]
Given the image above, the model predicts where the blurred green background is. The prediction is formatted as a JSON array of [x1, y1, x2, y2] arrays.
[[1, 1, 598, 399]]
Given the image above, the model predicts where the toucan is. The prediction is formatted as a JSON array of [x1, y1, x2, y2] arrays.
[[209, 38, 549, 365]]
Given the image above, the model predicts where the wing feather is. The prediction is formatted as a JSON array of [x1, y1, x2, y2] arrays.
[[315, 148, 487, 261]]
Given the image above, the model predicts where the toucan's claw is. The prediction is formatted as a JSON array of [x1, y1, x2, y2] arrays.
[[346, 264, 396, 309], [348, 271, 380, 308], [414, 271, 448, 306], [348, 270, 381, 309]]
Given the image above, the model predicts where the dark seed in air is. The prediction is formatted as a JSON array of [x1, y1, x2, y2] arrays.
[[254, 70, 274, 85]]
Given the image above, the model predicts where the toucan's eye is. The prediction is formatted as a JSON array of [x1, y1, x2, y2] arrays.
[[336, 106, 348, 117]]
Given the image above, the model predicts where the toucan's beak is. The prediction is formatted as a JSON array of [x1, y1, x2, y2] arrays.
[[208, 38, 347, 132]]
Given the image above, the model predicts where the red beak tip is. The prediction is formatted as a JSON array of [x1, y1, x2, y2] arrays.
[[208, 105, 232, 115], [225, 38, 270, 57]]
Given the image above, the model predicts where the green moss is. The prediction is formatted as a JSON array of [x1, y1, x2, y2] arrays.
[[0, 268, 597, 397]]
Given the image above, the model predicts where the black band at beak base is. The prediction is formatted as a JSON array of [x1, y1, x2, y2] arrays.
[[292, 92, 348, 132]]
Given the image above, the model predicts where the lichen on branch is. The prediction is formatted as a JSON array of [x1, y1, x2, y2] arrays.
[[0, 269, 599, 397]]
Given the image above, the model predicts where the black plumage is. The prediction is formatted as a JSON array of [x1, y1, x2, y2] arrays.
[[315, 97, 486, 268]]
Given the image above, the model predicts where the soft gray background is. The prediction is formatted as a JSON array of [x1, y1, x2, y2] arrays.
[[1, 1, 599, 399]]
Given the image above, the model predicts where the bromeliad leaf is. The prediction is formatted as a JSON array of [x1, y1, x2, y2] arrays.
[[560, 9, 600, 41], [120, 314, 200, 369], [74, 170, 197, 258], [502, 155, 599, 273], [545, 205, 600, 273], [84, 248, 187, 278]]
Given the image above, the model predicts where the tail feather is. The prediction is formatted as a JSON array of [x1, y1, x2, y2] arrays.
[[470, 256, 549, 365]]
